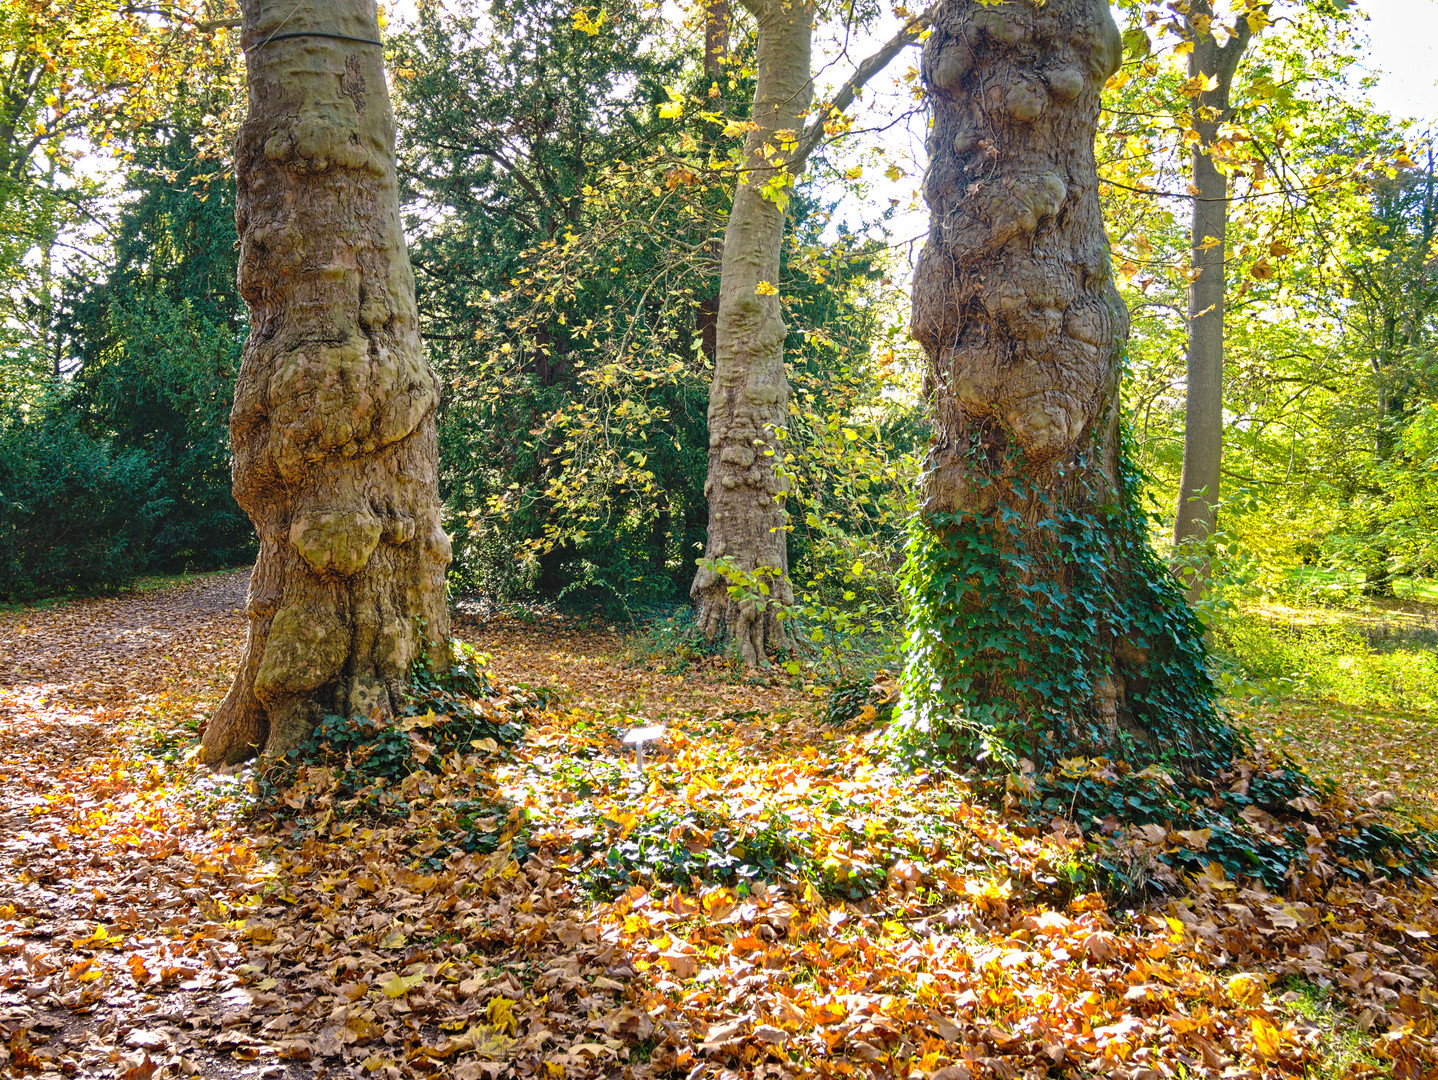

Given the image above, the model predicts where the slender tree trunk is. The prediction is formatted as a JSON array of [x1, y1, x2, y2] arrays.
[[704, 0, 730, 77], [906, 0, 1230, 761], [1171, 2, 1256, 597], [691, 0, 812, 667], [201, 0, 450, 766]]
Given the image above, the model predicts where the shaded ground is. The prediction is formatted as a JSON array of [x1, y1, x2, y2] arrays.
[[1, 574, 1436, 1080]]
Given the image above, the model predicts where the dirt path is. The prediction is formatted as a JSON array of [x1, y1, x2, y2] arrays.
[[0, 571, 272, 1078]]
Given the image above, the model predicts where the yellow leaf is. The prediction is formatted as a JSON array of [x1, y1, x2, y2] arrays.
[[379, 972, 426, 998], [606, 808, 639, 835], [658, 101, 684, 119], [572, 7, 606, 34], [844, 166, 863, 180], [1251, 1016, 1282, 1059], [754, 281, 779, 296], [1179, 72, 1219, 97], [488, 994, 519, 1036], [883, 164, 904, 181], [1228, 973, 1265, 1006]]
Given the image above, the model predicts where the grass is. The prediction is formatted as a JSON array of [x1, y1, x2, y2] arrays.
[[1272, 975, 1386, 1080], [1216, 591, 1438, 816]]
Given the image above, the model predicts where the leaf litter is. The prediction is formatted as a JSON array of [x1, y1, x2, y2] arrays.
[[0, 573, 1434, 1079]]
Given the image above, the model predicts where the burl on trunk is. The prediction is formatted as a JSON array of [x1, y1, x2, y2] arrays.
[[202, 0, 450, 766], [904, 0, 1233, 764]]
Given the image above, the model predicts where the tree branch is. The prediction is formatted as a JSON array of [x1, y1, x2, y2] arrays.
[[790, 6, 931, 174]]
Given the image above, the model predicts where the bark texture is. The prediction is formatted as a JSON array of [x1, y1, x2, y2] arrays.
[[690, 0, 813, 667], [201, 0, 450, 765], [906, 0, 1227, 756], [1172, 2, 1255, 595], [912, 0, 1126, 514]]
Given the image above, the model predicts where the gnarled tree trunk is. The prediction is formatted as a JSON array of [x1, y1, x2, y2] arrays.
[[201, 0, 450, 765], [905, 0, 1231, 762], [690, 0, 813, 667]]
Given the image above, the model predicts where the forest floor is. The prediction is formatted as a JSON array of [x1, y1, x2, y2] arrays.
[[1, 571, 1436, 1080]]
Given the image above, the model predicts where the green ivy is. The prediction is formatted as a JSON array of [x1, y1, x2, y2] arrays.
[[894, 425, 1240, 774]]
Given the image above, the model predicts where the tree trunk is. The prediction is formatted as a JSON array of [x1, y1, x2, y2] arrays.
[[690, 0, 812, 667], [905, 0, 1232, 764], [201, 0, 450, 766], [1171, 2, 1256, 598], [704, 0, 729, 77]]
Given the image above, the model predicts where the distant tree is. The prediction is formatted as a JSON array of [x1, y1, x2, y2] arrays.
[[692, 0, 926, 666], [65, 106, 252, 570], [1169, 0, 1267, 594]]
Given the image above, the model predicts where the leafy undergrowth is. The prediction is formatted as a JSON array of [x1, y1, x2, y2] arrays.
[[1, 577, 1437, 1080]]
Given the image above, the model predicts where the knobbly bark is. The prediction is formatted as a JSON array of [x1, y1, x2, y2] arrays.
[[912, 0, 1126, 520], [201, 0, 450, 765], [908, 0, 1226, 754], [1172, 1, 1257, 596], [691, 0, 813, 667]]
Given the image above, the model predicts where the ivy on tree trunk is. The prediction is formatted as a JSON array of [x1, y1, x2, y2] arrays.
[[201, 0, 450, 765], [903, 0, 1236, 767]]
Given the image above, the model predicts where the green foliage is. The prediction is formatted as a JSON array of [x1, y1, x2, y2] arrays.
[[623, 605, 728, 673], [63, 105, 252, 572], [563, 803, 801, 898], [895, 432, 1239, 774], [0, 397, 168, 600], [1214, 609, 1438, 713], [1023, 755, 1437, 894], [392, 0, 894, 613], [255, 642, 537, 854]]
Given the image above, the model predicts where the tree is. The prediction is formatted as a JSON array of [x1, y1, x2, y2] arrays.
[[1170, 0, 1265, 593], [65, 105, 252, 571], [689, 0, 815, 665], [200, 0, 449, 765], [1332, 140, 1438, 593], [692, 0, 927, 666], [904, 0, 1234, 764]]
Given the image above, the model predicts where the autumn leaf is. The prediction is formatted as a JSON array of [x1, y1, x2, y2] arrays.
[[379, 972, 426, 999]]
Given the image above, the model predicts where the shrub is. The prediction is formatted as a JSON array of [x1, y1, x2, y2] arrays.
[[0, 402, 169, 600]]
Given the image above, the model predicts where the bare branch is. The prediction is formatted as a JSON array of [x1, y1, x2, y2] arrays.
[[791, 6, 932, 173]]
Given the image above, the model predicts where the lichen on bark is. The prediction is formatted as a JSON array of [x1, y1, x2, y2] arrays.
[[201, 0, 450, 765], [902, 0, 1236, 766]]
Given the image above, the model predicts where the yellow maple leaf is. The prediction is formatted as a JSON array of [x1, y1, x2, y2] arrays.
[[1251, 1016, 1282, 1059], [487, 994, 519, 1036], [572, 7, 606, 34], [1228, 973, 1265, 1005], [754, 281, 779, 296], [379, 972, 426, 998]]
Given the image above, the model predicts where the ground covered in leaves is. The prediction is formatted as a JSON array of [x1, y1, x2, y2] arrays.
[[1, 573, 1436, 1080]]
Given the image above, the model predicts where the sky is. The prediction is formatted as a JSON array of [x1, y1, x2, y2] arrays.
[[1360, 0, 1438, 124]]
